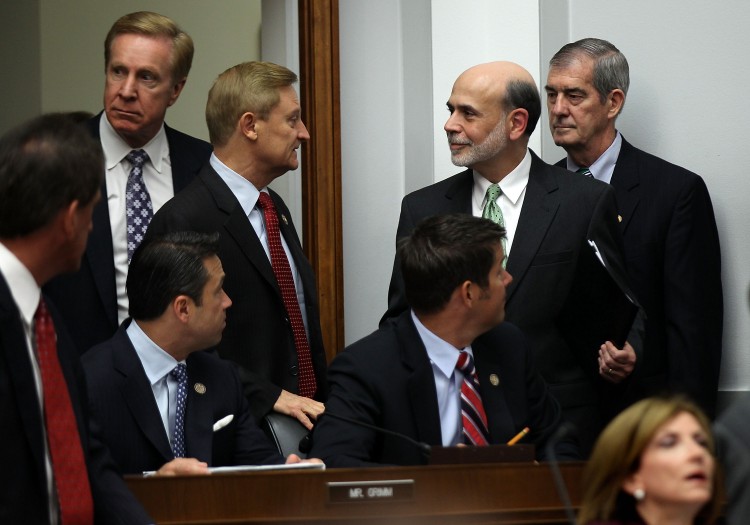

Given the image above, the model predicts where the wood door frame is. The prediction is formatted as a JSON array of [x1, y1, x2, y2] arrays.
[[298, 0, 343, 361]]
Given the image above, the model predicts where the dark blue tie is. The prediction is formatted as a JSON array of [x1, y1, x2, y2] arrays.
[[170, 363, 188, 458]]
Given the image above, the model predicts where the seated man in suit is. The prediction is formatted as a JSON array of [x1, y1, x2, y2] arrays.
[[0, 113, 150, 523], [45, 11, 212, 355], [309, 214, 578, 467], [83, 231, 320, 475]]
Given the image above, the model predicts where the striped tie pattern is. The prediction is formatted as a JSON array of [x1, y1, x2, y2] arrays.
[[576, 167, 593, 178], [456, 351, 490, 446]]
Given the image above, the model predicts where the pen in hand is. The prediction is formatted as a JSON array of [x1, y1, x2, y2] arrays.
[[506, 427, 529, 446]]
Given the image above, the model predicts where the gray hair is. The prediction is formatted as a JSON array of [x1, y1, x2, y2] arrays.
[[550, 38, 629, 106]]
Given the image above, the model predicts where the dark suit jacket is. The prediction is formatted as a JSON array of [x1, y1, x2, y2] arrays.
[[44, 114, 212, 355], [0, 275, 151, 524], [146, 164, 328, 420], [557, 137, 723, 417], [309, 312, 578, 467], [383, 150, 633, 454], [82, 325, 283, 474]]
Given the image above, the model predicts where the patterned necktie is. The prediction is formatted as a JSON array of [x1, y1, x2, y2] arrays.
[[34, 299, 94, 524], [481, 183, 508, 267], [576, 167, 593, 178], [256, 192, 317, 398], [125, 149, 153, 263], [456, 351, 490, 446], [170, 363, 188, 458]]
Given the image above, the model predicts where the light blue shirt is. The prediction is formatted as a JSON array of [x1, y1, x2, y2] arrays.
[[127, 321, 184, 446], [411, 310, 474, 446], [566, 131, 623, 184], [210, 154, 309, 334]]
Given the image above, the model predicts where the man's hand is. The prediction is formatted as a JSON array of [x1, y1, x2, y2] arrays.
[[156, 458, 209, 476], [273, 389, 325, 430], [598, 341, 636, 384], [285, 454, 324, 465]]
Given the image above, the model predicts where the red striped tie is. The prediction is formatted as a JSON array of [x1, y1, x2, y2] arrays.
[[456, 351, 490, 446], [257, 192, 317, 398], [35, 299, 94, 524]]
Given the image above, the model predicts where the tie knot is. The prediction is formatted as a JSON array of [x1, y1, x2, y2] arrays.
[[257, 191, 274, 211], [34, 297, 49, 322], [126, 149, 149, 168], [170, 363, 187, 382], [485, 183, 502, 202], [576, 167, 593, 177], [456, 351, 475, 374]]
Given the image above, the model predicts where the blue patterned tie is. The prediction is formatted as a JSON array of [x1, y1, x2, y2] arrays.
[[481, 183, 508, 268], [170, 363, 188, 458], [125, 149, 153, 263]]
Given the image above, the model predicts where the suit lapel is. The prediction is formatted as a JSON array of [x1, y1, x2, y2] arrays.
[[0, 279, 47, 492], [165, 124, 205, 193], [199, 168, 281, 297], [471, 336, 516, 442], [444, 170, 474, 214], [505, 155, 560, 303], [112, 330, 173, 461], [609, 137, 640, 234], [396, 315, 443, 445], [184, 357, 213, 463]]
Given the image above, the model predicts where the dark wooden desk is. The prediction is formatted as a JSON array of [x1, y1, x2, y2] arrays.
[[126, 462, 583, 524]]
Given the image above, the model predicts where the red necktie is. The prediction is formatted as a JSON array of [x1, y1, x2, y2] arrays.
[[35, 298, 94, 524], [256, 192, 317, 397], [456, 351, 490, 446]]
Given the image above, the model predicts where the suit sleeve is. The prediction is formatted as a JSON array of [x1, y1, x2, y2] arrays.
[[308, 351, 386, 468], [381, 197, 418, 325], [663, 177, 723, 415]]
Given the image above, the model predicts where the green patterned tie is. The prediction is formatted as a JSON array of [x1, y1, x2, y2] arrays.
[[482, 183, 508, 267], [576, 167, 593, 177]]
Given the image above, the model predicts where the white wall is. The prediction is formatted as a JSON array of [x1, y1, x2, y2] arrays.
[[538, 0, 750, 395], [339, 0, 542, 343]]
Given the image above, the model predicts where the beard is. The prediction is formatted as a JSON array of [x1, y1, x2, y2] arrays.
[[448, 118, 507, 167]]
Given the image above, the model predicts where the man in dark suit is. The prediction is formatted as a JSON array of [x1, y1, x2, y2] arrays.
[[311, 214, 578, 466], [0, 114, 150, 523], [383, 61, 638, 455], [45, 11, 212, 355], [147, 62, 327, 429], [545, 38, 723, 417], [83, 232, 320, 475]]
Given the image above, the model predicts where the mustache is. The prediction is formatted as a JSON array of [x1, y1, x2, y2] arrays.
[[447, 132, 472, 146]]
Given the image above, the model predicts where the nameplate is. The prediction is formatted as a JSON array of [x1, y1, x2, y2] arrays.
[[327, 479, 414, 504]]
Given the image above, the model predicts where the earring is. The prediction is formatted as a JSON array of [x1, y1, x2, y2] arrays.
[[633, 488, 645, 501]]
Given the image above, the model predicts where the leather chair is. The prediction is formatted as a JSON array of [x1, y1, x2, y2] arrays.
[[262, 413, 310, 458]]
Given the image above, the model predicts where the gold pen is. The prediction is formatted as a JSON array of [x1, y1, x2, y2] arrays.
[[507, 427, 530, 446]]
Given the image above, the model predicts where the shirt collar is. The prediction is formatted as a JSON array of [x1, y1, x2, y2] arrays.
[[411, 310, 472, 380], [0, 242, 40, 327], [127, 320, 182, 385], [99, 113, 169, 173], [473, 148, 531, 208], [210, 153, 263, 216], [566, 131, 622, 184]]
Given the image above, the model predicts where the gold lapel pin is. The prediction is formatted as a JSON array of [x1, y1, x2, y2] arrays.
[[618, 215, 623, 223], [489, 374, 500, 387], [194, 383, 206, 394], [281, 214, 289, 226]]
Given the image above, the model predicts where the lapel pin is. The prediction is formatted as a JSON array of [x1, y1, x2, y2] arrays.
[[194, 383, 206, 394], [618, 215, 623, 223], [489, 374, 500, 386], [281, 214, 289, 226]]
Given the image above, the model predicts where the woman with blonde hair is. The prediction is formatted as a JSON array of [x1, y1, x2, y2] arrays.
[[579, 396, 722, 525]]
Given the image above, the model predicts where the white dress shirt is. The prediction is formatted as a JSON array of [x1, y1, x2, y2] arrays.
[[99, 114, 175, 326], [472, 149, 532, 257]]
